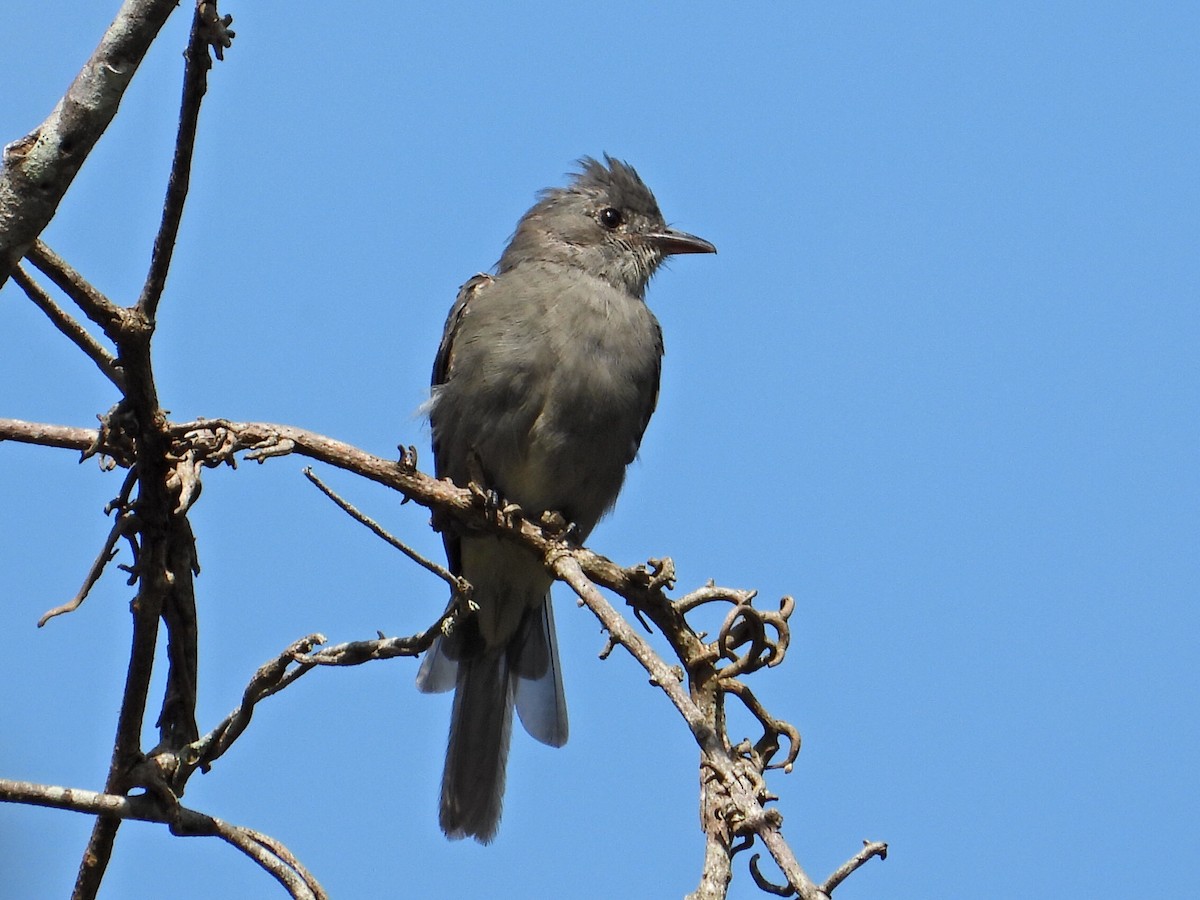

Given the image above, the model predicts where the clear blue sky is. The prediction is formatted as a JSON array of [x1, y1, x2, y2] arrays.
[[2, 3, 1197, 898]]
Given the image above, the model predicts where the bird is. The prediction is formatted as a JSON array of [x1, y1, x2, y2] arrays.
[[416, 155, 715, 842]]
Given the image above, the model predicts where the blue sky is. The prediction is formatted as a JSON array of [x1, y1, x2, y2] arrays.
[[1, 3, 1197, 898]]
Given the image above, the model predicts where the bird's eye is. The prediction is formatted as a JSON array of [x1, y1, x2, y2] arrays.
[[598, 207, 623, 229]]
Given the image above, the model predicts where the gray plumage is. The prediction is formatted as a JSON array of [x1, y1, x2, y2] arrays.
[[416, 155, 715, 842]]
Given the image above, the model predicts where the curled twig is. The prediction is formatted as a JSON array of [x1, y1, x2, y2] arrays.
[[749, 853, 796, 897], [722, 679, 801, 773], [635, 556, 677, 592], [676, 582, 756, 614]]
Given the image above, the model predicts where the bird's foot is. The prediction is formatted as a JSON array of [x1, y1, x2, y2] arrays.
[[467, 480, 524, 528], [539, 510, 582, 545]]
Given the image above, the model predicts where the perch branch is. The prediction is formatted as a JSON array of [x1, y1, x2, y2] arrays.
[[5, 408, 884, 898]]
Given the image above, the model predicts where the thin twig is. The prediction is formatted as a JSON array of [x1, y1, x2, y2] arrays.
[[748, 853, 796, 897], [550, 553, 708, 735], [185, 635, 325, 774], [138, 3, 220, 319], [212, 823, 326, 900], [0, 778, 326, 900], [38, 510, 134, 627], [298, 623, 450, 666], [24, 241, 126, 337], [303, 466, 466, 594], [10, 265, 124, 388], [820, 841, 888, 895]]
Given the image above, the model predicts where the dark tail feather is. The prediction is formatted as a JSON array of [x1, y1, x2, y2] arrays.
[[439, 650, 512, 843]]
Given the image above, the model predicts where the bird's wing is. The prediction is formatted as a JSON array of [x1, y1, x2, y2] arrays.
[[431, 273, 493, 391], [625, 316, 665, 465], [430, 273, 494, 576]]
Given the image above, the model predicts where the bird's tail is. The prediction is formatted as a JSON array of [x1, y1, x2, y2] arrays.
[[439, 649, 513, 843]]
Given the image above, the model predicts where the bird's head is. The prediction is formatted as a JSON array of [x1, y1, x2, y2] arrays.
[[499, 155, 715, 297]]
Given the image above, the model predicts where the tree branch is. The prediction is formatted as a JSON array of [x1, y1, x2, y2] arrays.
[[138, 1, 230, 319], [37, 467, 137, 627], [10, 265, 123, 388], [0, 0, 182, 288], [820, 841, 888, 895], [0, 778, 326, 900], [25, 240, 127, 338], [183, 635, 325, 777], [303, 465, 469, 595], [3, 408, 886, 898], [0, 417, 100, 454]]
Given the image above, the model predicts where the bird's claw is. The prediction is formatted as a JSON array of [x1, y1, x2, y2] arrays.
[[467, 481, 524, 527], [539, 510, 581, 544]]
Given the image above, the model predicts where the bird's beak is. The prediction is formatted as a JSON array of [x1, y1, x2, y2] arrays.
[[647, 228, 717, 256]]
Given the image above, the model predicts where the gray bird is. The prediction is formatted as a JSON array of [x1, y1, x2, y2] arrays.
[[416, 155, 715, 842]]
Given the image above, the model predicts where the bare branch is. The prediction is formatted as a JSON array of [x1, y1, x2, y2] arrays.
[[0, 778, 326, 900], [24, 241, 127, 337], [686, 832, 735, 900], [139, 2, 233, 319], [185, 635, 326, 775], [0, 417, 98, 454], [38, 469, 137, 627], [5, 406, 881, 898], [61, 4, 229, 868], [10, 265, 123, 388], [213, 825, 327, 900], [820, 841, 888, 895], [0, 0, 182, 288], [303, 466, 468, 595], [1, 777, 151, 818], [550, 553, 707, 733], [757, 828, 823, 899]]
